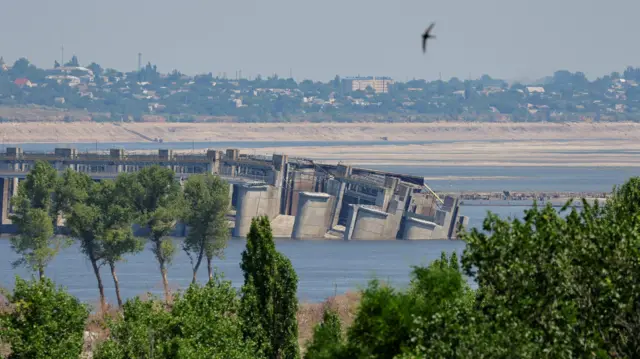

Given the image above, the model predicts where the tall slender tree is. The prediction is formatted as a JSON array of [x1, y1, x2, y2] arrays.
[[240, 216, 300, 359], [98, 176, 144, 307], [10, 160, 65, 279], [133, 165, 182, 302], [67, 177, 144, 310], [182, 174, 230, 283], [66, 193, 107, 310]]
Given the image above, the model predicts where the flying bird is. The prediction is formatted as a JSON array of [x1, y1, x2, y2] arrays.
[[422, 23, 436, 53]]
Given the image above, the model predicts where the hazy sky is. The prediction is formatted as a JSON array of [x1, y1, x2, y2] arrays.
[[1, 0, 638, 82]]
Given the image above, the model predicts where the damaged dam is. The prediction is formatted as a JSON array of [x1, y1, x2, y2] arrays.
[[0, 147, 468, 240]]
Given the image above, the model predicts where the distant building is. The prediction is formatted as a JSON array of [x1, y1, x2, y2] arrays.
[[13, 78, 33, 88], [342, 76, 394, 94], [526, 86, 545, 94]]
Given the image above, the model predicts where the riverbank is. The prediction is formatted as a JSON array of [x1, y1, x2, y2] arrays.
[[3, 122, 640, 169], [2, 122, 640, 144]]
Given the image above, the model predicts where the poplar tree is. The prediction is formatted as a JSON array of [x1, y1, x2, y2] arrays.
[[9, 160, 65, 279], [240, 216, 300, 359]]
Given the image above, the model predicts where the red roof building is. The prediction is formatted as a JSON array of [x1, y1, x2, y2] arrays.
[[14, 78, 33, 88]]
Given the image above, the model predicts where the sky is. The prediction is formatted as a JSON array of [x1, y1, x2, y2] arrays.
[[1, 0, 638, 82]]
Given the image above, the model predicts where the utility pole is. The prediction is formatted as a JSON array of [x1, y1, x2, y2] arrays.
[[61, 45, 64, 65], [138, 53, 142, 72]]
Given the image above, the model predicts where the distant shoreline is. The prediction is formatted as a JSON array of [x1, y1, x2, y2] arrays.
[[2, 122, 640, 169], [1, 121, 640, 144]]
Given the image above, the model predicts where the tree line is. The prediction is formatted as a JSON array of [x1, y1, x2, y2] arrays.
[[3, 163, 640, 357], [8, 160, 231, 309], [4, 56, 640, 123]]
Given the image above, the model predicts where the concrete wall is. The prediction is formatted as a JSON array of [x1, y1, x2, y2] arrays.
[[402, 217, 441, 240], [327, 179, 346, 229], [381, 198, 404, 239], [292, 192, 333, 239], [350, 205, 389, 240], [0, 178, 10, 225], [286, 169, 316, 216], [233, 184, 281, 237], [451, 215, 470, 240], [433, 209, 453, 239]]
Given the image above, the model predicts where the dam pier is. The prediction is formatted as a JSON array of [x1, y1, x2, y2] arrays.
[[0, 147, 467, 240]]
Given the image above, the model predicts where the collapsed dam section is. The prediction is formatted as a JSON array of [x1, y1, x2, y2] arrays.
[[0, 147, 467, 240]]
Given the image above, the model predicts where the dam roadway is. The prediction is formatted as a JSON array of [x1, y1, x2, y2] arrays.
[[0, 146, 468, 240]]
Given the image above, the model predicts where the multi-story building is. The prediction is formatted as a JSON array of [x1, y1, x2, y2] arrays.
[[342, 76, 394, 94]]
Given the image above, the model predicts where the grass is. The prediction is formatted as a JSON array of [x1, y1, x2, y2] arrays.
[[297, 291, 361, 353]]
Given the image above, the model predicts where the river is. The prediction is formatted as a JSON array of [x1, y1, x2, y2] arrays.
[[0, 205, 522, 306], [0, 140, 636, 306]]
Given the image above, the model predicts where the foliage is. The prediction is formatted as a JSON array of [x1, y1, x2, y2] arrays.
[[333, 251, 468, 359], [182, 174, 230, 282], [53, 167, 93, 223], [66, 176, 144, 309], [8, 209, 54, 280], [132, 165, 183, 302], [94, 273, 259, 359], [0, 276, 88, 359], [240, 216, 300, 359], [459, 198, 640, 357], [9, 161, 67, 279], [304, 307, 344, 359], [4, 56, 640, 122]]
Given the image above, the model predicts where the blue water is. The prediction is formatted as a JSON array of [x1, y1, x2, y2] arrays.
[[366, 165, 640, 192], [0, 139, 632, 306], [0, 205, 522, 307], [0, 238, 467, 306]]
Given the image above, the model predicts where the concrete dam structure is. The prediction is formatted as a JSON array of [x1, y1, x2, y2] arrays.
[[0, 146, 468, 240]]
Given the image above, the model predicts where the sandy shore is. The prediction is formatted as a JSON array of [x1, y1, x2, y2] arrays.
[[2, 122, 640, 144], [2, 122, 640, 168]]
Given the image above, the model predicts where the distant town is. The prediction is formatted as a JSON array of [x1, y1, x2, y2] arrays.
[[1, 56, 640, 123]]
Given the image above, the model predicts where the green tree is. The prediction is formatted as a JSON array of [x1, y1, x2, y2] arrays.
[[0, 276, 88, 358], [94, 273, 259, 359], [9, 161, 65, 279], [304, 307, 344, 359], [182, 174, 230, 283], [65, 176, 142, 310], [240, 216, 300, 359], [66, 187, 108, 311], [98, 175, 145, 307], [8, 208, 55, 280], [65, 55, 80, 67], [53, 168, 93, 230], [87, 62, 104, 76], [460, 191, 640, 358], [133, 165, 182, 302], [330, 252, 470, 359]]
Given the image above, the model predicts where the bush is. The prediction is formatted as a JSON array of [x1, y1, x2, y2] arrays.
[[94, 273, 258, 359], [304, 307, 343, 359], [0, 276, 88, 359], [327, 252, 468, 359]]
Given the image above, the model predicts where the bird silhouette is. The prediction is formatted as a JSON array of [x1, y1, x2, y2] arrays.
[[422, 23, 436, 53]]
